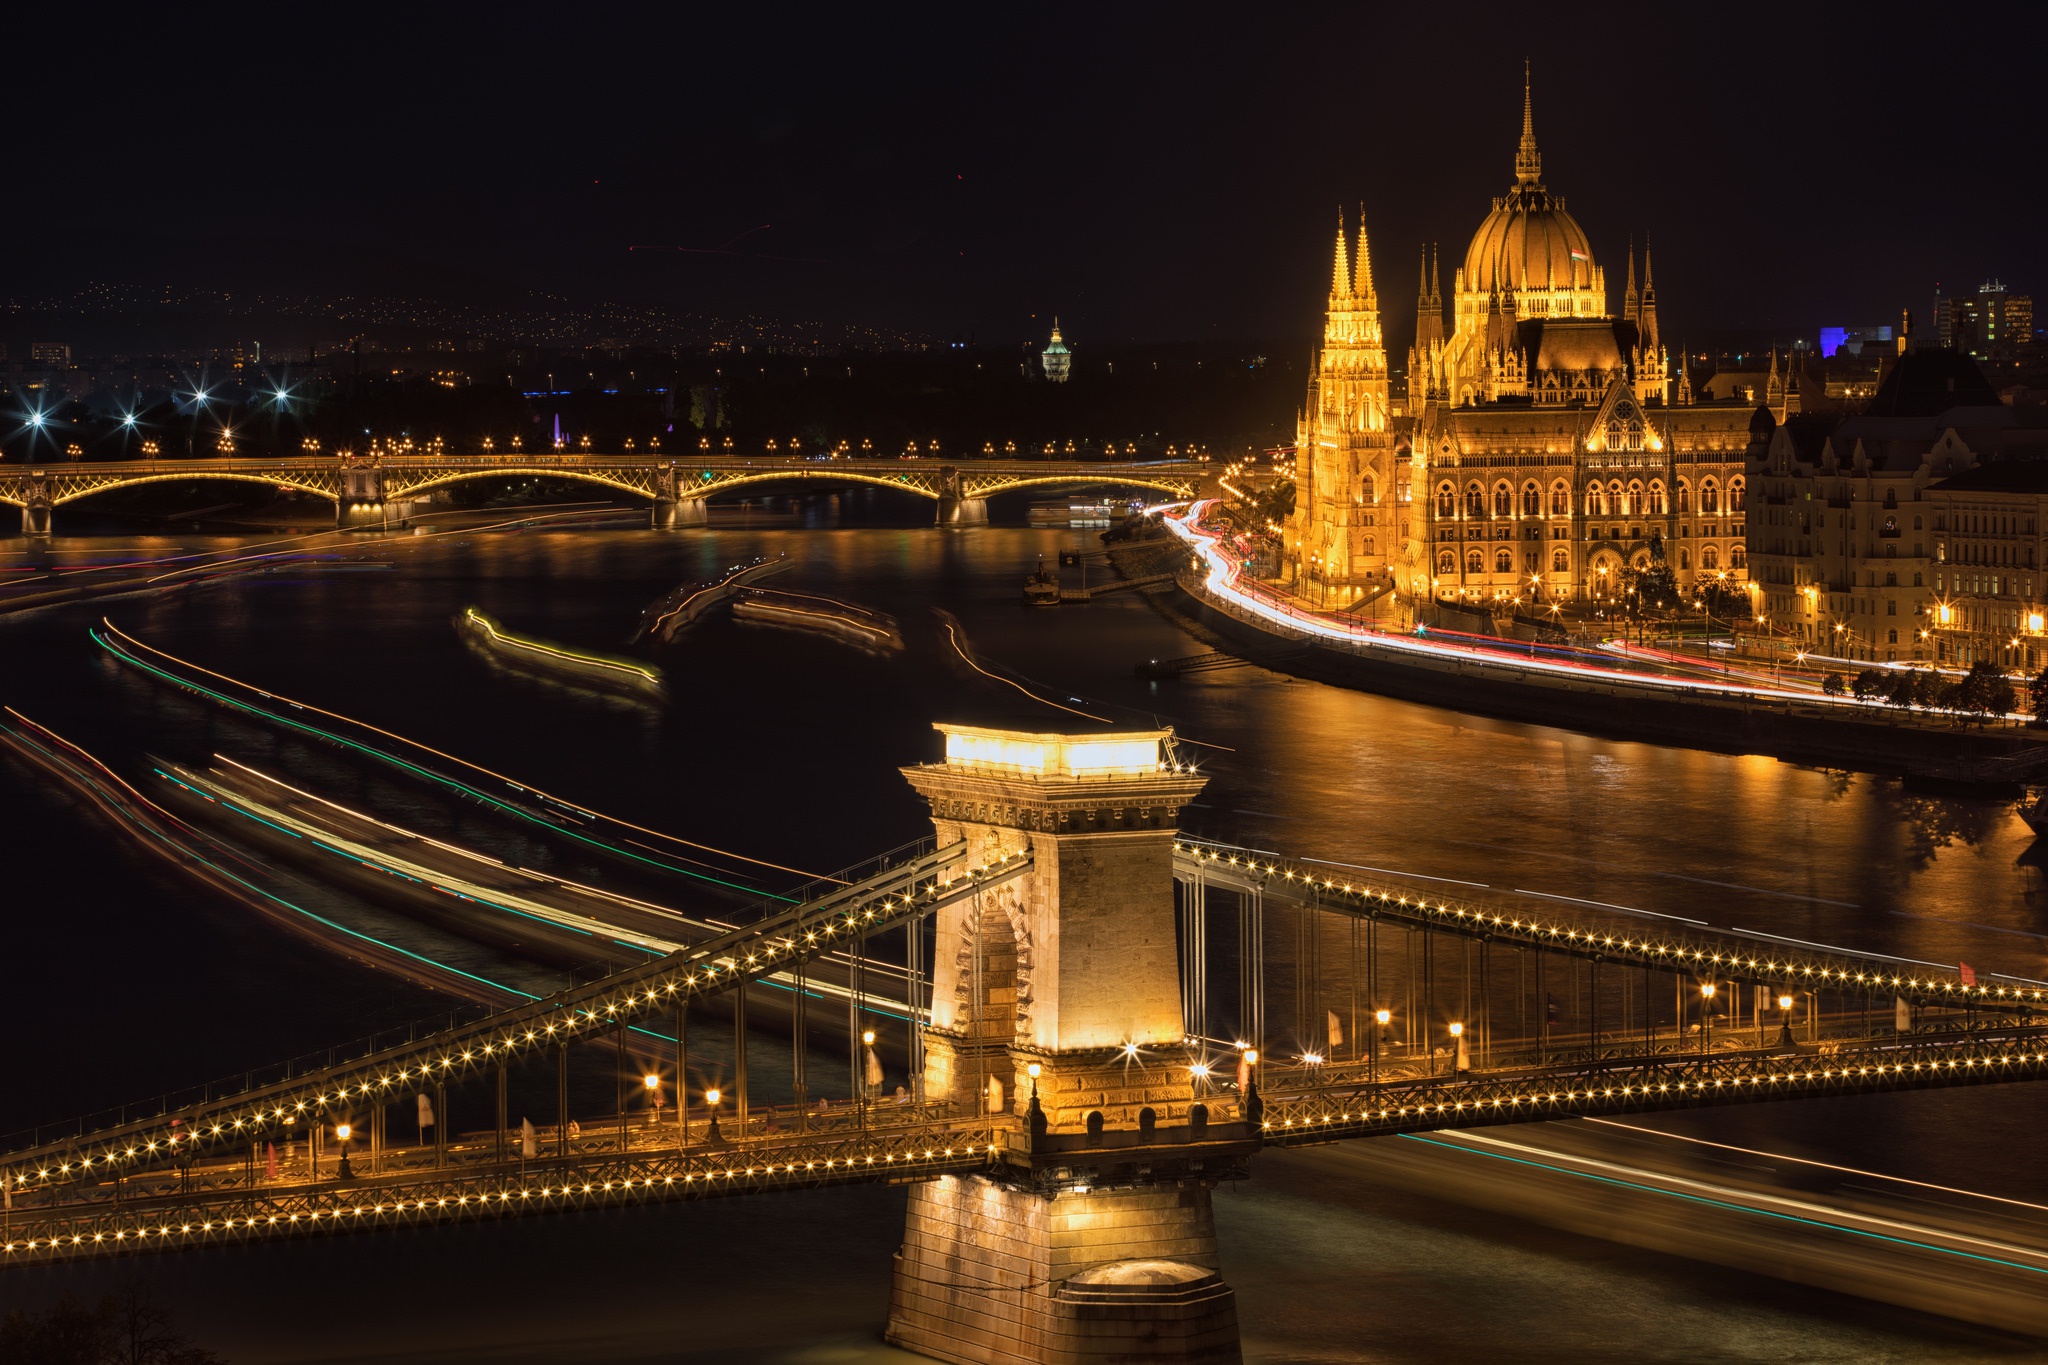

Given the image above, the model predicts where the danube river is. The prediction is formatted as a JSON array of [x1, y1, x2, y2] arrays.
[[3, 497, 2045, 1362]]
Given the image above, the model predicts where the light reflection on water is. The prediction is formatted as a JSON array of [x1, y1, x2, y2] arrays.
[[2, 513, 2044, 1360]]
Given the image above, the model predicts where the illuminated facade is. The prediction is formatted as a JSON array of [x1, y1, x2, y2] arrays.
[[1289, 70, 1764, 608], [1749, 350, 2048, 666]]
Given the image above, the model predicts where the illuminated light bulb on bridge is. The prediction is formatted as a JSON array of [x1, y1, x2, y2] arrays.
[[1778, 994, 1795, 1010], [862, 1030, 876, 1046], [1026, 1063, 1042, 1079], [1447, 1023, 1463, 1038], [1700, 982, 1717, 999], [1375, 1009, 1391, 1026], [1121, 1042, 1140, 1058], [334, 1123, 351, 1142], [704, 1089, 721, 1106], [1243, 1049, 1259, 1065], [1189, 1063, 1210, 1080], [643, 1074, 661, 1091]]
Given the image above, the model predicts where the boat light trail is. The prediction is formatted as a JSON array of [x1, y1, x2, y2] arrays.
[[92, 622, 811, 897]]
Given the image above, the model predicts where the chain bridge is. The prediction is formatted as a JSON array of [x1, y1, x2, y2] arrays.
[[0, 454, 1210, 532], [7, 723, 2046, 1365]]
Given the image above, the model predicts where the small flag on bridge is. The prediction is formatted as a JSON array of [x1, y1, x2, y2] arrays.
[[1895, 997, 1911, 1032], [1544, 993, 1561, 1024], [1328, 1010, 1344, 1049], [521, 1117, 537, 1160], [1960, 962, 1978, 987]]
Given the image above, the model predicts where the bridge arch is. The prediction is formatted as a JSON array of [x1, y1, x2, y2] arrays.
[[667, 469, 943, 501], [386, 466, 663, 502], [960, 473, 1197, 501], [44, 471, 341, 506]]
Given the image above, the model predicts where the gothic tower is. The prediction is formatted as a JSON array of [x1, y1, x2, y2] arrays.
[[1286, 208, 1398, 599]]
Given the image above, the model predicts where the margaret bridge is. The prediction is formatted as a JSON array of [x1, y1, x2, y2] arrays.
[[5, 721, 2047, 1363], [0, 453, 1212, 533]]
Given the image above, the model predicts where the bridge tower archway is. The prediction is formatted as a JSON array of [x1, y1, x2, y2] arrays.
[[890, 723, 1243, 1365]]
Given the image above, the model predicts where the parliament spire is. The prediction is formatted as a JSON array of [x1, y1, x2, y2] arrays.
[[1514, 60, 1542, 185]]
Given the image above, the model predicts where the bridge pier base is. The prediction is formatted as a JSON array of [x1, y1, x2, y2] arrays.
[[653, 497, 707, 529], [21, 499, 52, 536], [888, 1173, 1240, 1365], [336, 500, 387, 529], [937, 496, 988, 526]]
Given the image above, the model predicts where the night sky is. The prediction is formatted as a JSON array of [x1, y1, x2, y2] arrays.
[[7, 5, 2044, 350]]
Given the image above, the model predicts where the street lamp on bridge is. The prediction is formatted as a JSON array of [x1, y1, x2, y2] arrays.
[[333, 1123, 353, 1181]]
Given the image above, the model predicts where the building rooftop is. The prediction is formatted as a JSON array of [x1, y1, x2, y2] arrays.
[[1864, 348, 2001, 416], [1928, 461, 2048, 495]]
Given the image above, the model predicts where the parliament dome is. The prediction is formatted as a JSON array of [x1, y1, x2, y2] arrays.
[[1463, 190, 1596, 298]]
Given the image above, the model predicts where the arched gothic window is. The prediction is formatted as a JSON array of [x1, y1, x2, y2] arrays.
[[1701, 545, 1721, 570], [1701, 480, 1720, 515], [1550, 482, 1570, 516], [1730, 544, 1747, 569], [1465, 483, 1485, 518], [1494, 483, 1512, 517], [1552, 548, 1569, 572], [1522, 482, 1541, 516], [1495, 548, 1513, 573], [1436, 483, 1455, 518], [1730, 478, 1746, 512], [1465, 549, 1483, 575], [1677, 482, 1692, 513], [1437, 550, 1455, 575]]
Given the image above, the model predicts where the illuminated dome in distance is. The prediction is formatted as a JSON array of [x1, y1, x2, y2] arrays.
[[1041, 318, 1072, 383]]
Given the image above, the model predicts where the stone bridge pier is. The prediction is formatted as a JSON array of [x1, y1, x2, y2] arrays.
[[20, 475, 52, 536], [336, 462, 387, 529], [649, 465, 706, 528], [935, 467, 988, 526], [888, 723, 1245, 1365]]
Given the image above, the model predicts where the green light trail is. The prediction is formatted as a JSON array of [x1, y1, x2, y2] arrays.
[[91, 627, 790, 902]]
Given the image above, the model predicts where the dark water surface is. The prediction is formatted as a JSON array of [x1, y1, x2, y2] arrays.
[[2, 512, 2043, 1361]]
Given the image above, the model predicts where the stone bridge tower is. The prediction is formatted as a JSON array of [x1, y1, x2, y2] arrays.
[[887, 723, 1246, 1365]]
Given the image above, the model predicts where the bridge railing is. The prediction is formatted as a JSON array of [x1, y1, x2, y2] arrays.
[[1, 1116, 1005, 1266], [1253, 1021, 2048, 1145]]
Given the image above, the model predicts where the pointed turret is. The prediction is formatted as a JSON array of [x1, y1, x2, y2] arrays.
[[1414, 242, 1445, 355], [1353, 208, 1376, 302], [1514, 60, 1542, 186], [1638, 234, 1659, 354], [1330, 212, 1351, 299], [1623, 237, 1639, 323]]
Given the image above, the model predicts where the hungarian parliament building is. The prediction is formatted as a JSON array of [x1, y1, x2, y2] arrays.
[[1286, 74, 1766, 610]]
